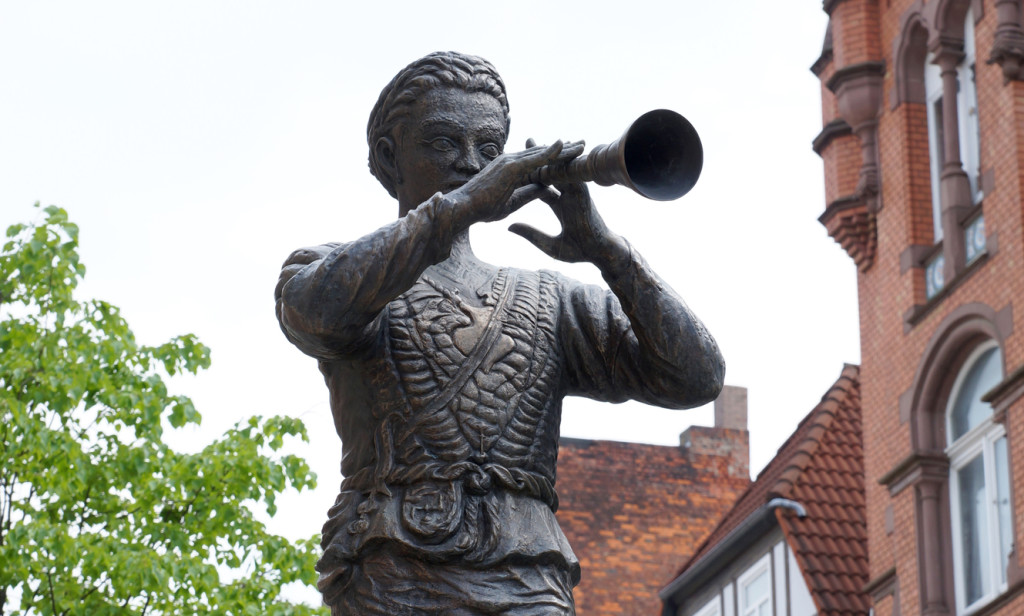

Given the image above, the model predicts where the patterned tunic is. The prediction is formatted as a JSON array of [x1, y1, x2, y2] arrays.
[[275, 193, 723, 612]]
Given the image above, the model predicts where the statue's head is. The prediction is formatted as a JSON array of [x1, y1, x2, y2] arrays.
[[367, 52, 511, 204]]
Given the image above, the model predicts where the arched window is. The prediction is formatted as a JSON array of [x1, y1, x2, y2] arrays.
[[946, 341, 1012, 614], [921, 6, 984, 299]]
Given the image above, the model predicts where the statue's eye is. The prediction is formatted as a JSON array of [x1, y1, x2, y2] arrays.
[[479, 143, 501, 160], [427, 137, 457, 152]]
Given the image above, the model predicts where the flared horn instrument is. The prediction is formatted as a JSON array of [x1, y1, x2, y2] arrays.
[[528, 109, 703, 201]]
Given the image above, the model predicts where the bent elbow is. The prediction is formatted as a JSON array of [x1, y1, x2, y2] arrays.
[[664, 341, 725, 410], [690, 349, 726, 408]]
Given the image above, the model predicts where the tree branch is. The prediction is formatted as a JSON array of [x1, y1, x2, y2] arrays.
[[77, 571, 107, 604], [47, 569, 58, 615]]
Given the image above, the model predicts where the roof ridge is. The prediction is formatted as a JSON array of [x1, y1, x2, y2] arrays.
[[670, 365, 860, 580], [770, 364, 860, 500], [776, 366, 867, 616]]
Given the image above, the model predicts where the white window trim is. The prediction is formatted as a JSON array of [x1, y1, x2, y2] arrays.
[[948, 427, 1008, 615], [946, 341, 1009, 615], [945, 341, 1001, 448], [737, 553, 772, 616]]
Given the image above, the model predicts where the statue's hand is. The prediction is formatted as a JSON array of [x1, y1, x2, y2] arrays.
[[449, 139, 585, 225], [509, 139, 617, 263]]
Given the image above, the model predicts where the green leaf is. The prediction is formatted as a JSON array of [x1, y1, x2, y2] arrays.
[[0, 205, 325, 614]]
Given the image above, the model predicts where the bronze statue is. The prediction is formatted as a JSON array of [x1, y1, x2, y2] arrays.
[[275, 51, 724, 615]]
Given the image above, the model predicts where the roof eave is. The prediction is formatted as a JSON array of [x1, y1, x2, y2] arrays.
[[659, 499, 806, 615]]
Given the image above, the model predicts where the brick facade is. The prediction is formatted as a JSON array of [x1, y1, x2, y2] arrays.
[[814, 1, 1024, 614], [556, 389, 750, 616]]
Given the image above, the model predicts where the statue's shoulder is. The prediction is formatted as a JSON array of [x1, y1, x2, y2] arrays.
[[275, 242, 348, 304], [281, 242, 346, 268], [532, 267, 579, 293]]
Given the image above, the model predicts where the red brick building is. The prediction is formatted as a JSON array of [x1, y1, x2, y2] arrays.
[[809, 1, 1024, 615], [557, 387, 751, 616], [661, 2, 1024, 615]]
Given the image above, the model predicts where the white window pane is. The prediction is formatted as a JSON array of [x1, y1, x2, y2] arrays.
[[958, 61, 981, 198], [965, 214, 986, 263], [958, 453, 991, 605], [743, 570, 769, 606], [958, 7, 981, 200], [995, 435, 1012, 585], [926, 251, 946, 299], [928, 95, 945, 241], [950, 346, 1001, 440], [924, 51, 944, 242]]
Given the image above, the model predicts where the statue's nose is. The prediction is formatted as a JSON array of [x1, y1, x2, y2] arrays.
[[455, 149, 483, 174]]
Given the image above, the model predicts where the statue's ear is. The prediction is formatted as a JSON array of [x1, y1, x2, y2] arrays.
[[375, 136, 402, 186]]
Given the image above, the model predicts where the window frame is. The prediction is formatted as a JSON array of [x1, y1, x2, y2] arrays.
[[693, 595, 722, 616], [957, 7, 982, 203], [923, 7, 981, 244], [945, 341, 1010, 615], [924, 49, 945, 243], [737, 553, 772, 616]]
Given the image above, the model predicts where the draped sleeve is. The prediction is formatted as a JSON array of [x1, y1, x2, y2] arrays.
[[275, 193, 459, 360], [556, 240, 724, 410]]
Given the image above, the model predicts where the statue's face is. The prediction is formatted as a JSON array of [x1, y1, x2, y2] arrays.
[[393, 87, 507, 209]]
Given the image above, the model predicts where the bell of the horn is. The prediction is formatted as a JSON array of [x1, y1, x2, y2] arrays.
[[529, 109, 703, 201]]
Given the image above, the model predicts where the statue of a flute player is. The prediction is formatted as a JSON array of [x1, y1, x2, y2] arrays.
[[275, 51, 724, 615]]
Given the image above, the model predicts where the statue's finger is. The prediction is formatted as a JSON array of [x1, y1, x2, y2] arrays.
[[557, 140, 585, 160], [552, 181, 589, 199], [541, 140, 564, 161], [535, 185, 562, 205], [508, 223, 558, 255], [507, 184, 551, 211]]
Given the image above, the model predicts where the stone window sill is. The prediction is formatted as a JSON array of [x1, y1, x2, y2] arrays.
[[903, 246, 993, 332]]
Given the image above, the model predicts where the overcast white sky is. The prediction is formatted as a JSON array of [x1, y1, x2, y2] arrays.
[[0, 0, 855, 599]]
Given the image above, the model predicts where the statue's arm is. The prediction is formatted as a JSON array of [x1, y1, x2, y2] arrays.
[[510, 181, 723, 408], [274, 194, 460, 359], [274, 140, 588, 359], [558, 243, 724, 410]]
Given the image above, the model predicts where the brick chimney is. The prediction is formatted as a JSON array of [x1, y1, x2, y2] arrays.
[[680, 385, 750, 479], [714, 385, 748, 431]]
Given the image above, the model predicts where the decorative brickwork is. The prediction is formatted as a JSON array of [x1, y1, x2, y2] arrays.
[[814, 1, 1024, 615], [988, 0, 1024, 82], [820, 195, 879, 271]]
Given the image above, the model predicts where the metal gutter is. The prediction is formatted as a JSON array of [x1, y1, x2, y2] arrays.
[[659, 498, 806, 616]]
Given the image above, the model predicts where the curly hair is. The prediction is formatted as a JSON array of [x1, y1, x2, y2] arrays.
[[367, 51, 511, 198]]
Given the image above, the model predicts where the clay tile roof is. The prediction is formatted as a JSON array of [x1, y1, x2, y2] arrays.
[[673, 364, 867, 616]]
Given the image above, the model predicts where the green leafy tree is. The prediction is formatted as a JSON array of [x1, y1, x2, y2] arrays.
[[0, 205, 324, 615]]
